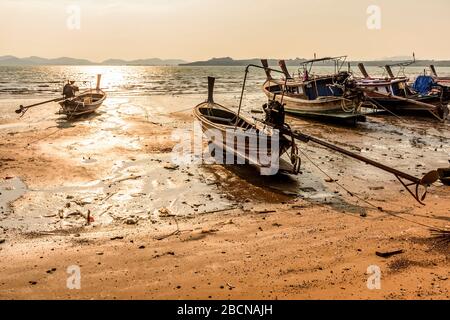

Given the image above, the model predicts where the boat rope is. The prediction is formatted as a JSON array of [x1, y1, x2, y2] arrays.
[[26, 126, 64, 146], [340, 97, 361, 113], [68, 101, 82, 120], [170, 106, 195, 114], [296, 146, 447, 232], [284, 124, 301, 174]]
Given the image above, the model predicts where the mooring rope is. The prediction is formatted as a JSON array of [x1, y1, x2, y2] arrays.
[[26, 126, 63, 146]]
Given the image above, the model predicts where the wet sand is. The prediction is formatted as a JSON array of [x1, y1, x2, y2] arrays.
[[0, 94, 449, 299]]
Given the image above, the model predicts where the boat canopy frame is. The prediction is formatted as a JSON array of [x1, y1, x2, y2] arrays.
[[299, 55, 348, 76], [236, 64, 289, 129], [379, 53, 416, 78]]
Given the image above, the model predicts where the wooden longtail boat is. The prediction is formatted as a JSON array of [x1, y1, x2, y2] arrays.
[[261, 57, 366, 123], [430, 65, 450, 87], [15, 74, 106, 118], [59, 75, 106, 117], [59, 88, 106, 117], [194, 77, 300, 175], [195, 68, 439, 205], [356, 63, 448, 120]]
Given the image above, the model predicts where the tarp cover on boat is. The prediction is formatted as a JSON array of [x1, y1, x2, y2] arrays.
[[412, 76, 436, 95]]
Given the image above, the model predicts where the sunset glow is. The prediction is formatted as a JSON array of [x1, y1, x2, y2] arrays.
[[1, 0, 450, 61]]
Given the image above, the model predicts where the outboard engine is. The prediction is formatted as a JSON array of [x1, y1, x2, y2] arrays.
[[336, 74, 365, 108], [440, 86, 450, 120], [263, 100, 285, 128], [263, 99, 301, 174], [333, 71, 351, 85], [440, 85, 450, 105]]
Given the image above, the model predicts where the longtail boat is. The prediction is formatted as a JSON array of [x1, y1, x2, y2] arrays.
[[194, 77, 301, 175], [59, 74, 106, 117], [430, 65, 450, 87], [356, 62, 449, 120], [261, 57, 367, 123], [195, 66, 440, 205], [15, 74, 106, 118]]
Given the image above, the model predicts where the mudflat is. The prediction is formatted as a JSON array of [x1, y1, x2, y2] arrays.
[[0, 94, 448, 299]]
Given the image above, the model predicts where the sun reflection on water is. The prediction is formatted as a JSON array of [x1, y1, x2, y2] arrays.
[[2, 65, 450, 98]]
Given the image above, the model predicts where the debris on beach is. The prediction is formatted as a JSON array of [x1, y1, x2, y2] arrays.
[[376, 250, 405, 258], [46, 268, 57, 274], [164, 164, 179, 171], [124, 217, 138, 225], [158, 207, 173, 217]]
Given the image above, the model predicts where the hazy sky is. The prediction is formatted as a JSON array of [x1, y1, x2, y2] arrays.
[[1, 0, 449, 61]]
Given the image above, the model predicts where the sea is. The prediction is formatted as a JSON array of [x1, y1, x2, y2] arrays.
[[1, 65, 449, 99]]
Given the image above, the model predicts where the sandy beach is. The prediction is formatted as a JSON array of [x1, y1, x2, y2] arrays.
[[0, 93, 449, 300]]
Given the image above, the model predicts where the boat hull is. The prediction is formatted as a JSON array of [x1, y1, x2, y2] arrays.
[[356, 77, 447, 118], [365, 94, 442, 110], [59, 89, 106, 116], [193, 101, 297, 175], [263, 81, 344, 113]]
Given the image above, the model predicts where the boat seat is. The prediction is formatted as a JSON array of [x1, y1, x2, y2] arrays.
[[203, 114, 234, 124], [83, 97, 93, 104]]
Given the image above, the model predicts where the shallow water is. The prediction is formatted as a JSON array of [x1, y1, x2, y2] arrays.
[[1, 65, 449, 98]]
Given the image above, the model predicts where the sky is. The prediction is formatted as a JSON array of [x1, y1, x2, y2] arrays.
[[1, 0, 449, 62]]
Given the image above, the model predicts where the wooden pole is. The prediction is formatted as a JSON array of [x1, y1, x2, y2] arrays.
[[207, 76, 215, 103], [96, 74, 102, 90], [278, 60, 292, 79], [358, 63, 370, 78], [385, 65, 395, 78], [260, 59, 272, 80], [430, 65, 438, 77]]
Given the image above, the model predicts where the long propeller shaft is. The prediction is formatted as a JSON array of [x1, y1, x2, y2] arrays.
[[282, 128, 439, 204], [15, 97, 66, 114]]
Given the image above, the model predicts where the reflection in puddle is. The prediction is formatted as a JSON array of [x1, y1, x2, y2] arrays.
[[0, 177, 28, 216]]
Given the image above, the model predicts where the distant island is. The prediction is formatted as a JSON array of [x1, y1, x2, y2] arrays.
[[181, 57, 450, 67], [1, 55, 450, 67], [0, 56, 186, 66], [180, 57, 308, 67]]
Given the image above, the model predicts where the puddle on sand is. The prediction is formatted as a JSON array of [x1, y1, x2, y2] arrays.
[[4, 154, 236, 233], [0, 177, 28, 217]]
